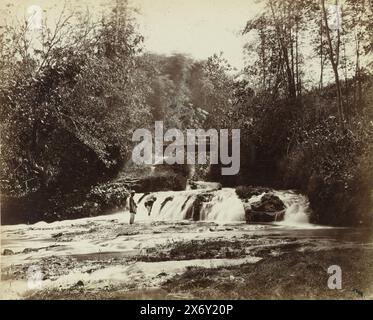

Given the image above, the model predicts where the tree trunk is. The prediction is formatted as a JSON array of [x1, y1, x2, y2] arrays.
[[343, 42, 349, 117], [319, 18, 324, 90], [295, 19, 301, 98], [321, 0, 345, 131], [260, 30, 266, 90], [355, 39, 362, 111], [269, 0, 297, 99]]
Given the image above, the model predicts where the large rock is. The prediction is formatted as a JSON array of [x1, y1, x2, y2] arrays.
[[245, 193, 286, 223], [251, 194, 285, 212], [2, 249, 14, 255]]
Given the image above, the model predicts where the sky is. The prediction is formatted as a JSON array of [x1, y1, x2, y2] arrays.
[[1, 0, 361, 84], [132, 0, 262, 70], [0, 0, 262, 70]]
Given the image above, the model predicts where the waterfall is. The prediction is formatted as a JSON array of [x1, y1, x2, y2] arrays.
[[127, 186, 310, 224], [199, 189, 246, 222], [274, 190, 311, 226], [131, 188, 245, 222], [134, 191, 197, 221]]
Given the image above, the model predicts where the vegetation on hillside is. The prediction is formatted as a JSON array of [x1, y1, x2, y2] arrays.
[[218, 0, 373, 225], [0, 0, 372, 225]]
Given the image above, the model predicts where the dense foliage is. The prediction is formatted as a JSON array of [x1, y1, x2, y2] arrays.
[[0, 1, 152, 196], [218, 0, 373, 225], [0, 0, 372, 226]]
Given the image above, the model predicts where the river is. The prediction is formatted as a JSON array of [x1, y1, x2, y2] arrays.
[[1, 185, 372, 299]]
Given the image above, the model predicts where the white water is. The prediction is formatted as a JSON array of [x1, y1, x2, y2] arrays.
[[132, 188, 245, 222], [129, 186, 310, 226], [275, 191, 311, 226], [0, 184, 318, 300], [198, 189, 246, 222]]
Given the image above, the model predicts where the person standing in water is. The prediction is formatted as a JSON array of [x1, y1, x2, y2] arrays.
[[129, 190, 137, 224]]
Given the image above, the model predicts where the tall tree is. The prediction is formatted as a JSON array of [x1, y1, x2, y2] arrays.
[[320, 0, 345, 129]]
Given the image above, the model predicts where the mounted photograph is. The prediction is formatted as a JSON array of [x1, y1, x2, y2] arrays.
[[0, 0, 372, 300]]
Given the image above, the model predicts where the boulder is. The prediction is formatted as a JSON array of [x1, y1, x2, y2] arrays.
[[245, 209, 285, 223], [251, 194, 285, 212], [75, 280, 84, 287], [2, 249, 14, 256], [245, 193, 286, 223], [52, 232, 63, 239]]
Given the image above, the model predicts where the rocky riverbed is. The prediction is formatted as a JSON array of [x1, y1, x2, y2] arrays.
[[1, 211, 372, 299]]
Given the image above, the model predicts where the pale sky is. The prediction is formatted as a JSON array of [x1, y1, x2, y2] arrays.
[[1, 0, 360, 84], [0, 0, 262, 70], [132, 0, 262, 70]]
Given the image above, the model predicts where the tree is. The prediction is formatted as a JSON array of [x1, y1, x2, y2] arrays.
[[0, 0, 151, 195], [202, 53, 235, 129], [320, 0, 345, 130], [344, 0, 373, 113], [243, 0, 314, 102]]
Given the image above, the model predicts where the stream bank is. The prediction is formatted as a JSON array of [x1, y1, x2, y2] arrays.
[[1, 214, 372, 300]]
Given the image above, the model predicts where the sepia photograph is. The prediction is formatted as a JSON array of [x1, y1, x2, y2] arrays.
[[0, 0, 372, 304]]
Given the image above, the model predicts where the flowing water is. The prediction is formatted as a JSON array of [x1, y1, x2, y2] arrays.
[[1, 183, 372, 299], [133, 187, 310, 227]]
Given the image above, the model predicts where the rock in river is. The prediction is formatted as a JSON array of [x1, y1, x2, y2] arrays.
[[2, 249, 14, 256], [245, 193, 286, 223]]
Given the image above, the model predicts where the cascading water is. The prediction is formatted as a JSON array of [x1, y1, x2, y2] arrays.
[[198, 189, 246, 222], [134, 191, 197, 221], [274, 190, 311, 226], [128, 185, 311, 225], [132, 188, 245, 222]]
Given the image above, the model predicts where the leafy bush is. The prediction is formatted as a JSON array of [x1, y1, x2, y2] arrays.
[[280, 114, 373, 225], [0, 1, 151, 197]]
